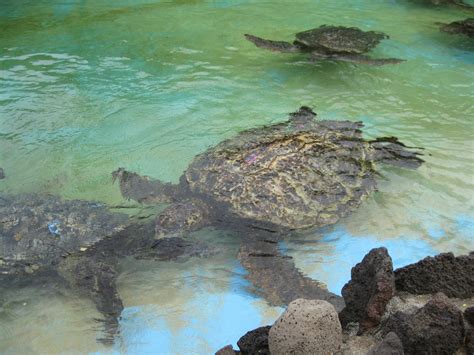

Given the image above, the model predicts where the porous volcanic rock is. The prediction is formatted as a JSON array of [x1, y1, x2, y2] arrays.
[[339, 247, 395, 331], [367, 332, 404, 355], [237, 326, 270, 354], [269, 299, 342, 355], [394, 252, 474, 298], [384, 293, 464, 355]]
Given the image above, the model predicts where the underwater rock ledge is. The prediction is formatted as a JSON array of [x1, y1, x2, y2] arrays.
[[216, 248, 474, 355]]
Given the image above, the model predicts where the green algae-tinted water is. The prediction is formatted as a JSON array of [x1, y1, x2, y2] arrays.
[[1, 1, 473, 353]]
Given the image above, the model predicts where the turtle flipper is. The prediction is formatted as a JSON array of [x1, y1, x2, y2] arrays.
[[310, 52, 405, 66], [57, 255, 123, 345], [369, 137, 424, 169], [112, 168, 179, 204], [244, 34, 300, 53], [238, 237, 345, 312]]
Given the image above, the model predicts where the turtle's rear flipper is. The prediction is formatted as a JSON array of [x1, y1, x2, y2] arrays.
[[310, 52, 405, 66], [238, 239, 345, 312], [58, 256, 123, 345], [370, 137, 424, 169], [112, 168, 179, 204], [244, 34, 299, 53]]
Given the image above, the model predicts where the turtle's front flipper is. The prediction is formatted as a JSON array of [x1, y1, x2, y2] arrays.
[[310, 52, 405, 66], [244, 34, 300, 53], [238, 237, 345, 312], [369, 136, 424, 169], [112, 168, 180, 204], [58, 255, 123, 345]]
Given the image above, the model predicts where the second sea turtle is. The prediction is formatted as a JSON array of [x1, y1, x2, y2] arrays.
[[244, 25, 405, 65]]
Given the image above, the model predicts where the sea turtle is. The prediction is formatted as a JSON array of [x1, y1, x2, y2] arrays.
[[416, 0, 473, 7], [112, 106, 424, 311], [440, 18, 474, 38], [0, 193, 214, 344], [244, 25, 405, 65]]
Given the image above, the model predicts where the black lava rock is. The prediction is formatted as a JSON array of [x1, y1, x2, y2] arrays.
[[237, 326, 271, 355], [394, 252, 474, 298]]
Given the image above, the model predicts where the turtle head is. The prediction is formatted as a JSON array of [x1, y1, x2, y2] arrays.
[[111, 167, 126, 184], [289, 106, 317, 127]]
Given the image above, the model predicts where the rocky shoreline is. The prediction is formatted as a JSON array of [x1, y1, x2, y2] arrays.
[[216, 249, 474, 355]]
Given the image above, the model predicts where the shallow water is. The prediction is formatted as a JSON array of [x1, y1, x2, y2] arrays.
[[1, 0, 473, 353]]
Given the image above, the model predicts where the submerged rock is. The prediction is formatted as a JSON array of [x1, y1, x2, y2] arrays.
[[237, 325, 270, 354], [367, 332, 404, 355], [384, 293, 464, 355], [339, 247, 395, 332], [394, 252, 474, 298], [0, 168, 4, 179], [268, 299, 342, 355]]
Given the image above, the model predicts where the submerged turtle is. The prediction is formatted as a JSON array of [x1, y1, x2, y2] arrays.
[[113, 107, 424, 311], [0, 193, 213, 344], [440, 18, 474, 38], [416, 0, 473, 8], [244, 25, 405, 65]]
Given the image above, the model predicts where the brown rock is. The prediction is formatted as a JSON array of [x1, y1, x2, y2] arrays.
[[269, 299, 342, 355], [367, 332, 404, 355], [384, 293, 464, 355], [339, 247, 395, 332], [215, 345, 237, 355]]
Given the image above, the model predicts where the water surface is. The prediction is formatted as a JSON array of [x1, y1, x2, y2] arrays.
[[1, 0, 473, 353]]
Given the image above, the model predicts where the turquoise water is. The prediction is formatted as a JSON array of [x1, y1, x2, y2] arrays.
[[1, 0, 473, 353]]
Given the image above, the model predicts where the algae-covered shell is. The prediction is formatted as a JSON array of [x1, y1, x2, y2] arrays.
[[184, 110, 379, 230], [295, 25, 388, 54]]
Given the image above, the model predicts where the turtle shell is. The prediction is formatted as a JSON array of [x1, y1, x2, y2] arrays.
[[184, 117, 378, 230], [294, 25, 388, 54], [0, 194, 128, 275]]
